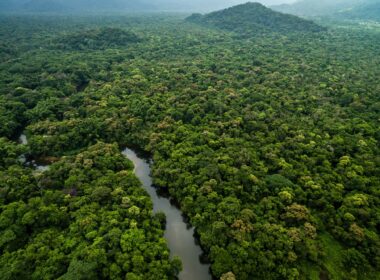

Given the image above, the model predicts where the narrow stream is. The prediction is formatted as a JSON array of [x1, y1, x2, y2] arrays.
[[122, 148, 211, 280], [18, 134, 211, 280]]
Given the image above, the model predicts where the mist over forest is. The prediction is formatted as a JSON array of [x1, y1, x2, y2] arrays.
[[1, 0, 378, 19], [1, 0, 296, 13], [273, 0, 380, 18]]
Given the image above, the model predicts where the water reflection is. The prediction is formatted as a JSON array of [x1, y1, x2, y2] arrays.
[[16, 134, 211, 279], [122, 148, 211, 280]]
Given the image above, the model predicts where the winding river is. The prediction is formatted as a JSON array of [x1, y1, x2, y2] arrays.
[[19, 134, 211, 280], [122, 148, 211, 280]]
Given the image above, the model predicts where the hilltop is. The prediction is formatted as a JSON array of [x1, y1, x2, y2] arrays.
[[186, 2, 326, 35]]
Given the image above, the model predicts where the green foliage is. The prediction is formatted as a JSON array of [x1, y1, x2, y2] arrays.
[[0, 138, 27, 169], [0, 143, 178, 279], [0, 96, 26, 138], [187, 2, 326, 35], [55, 28, 141, 50], [0, 13, 379, 280]]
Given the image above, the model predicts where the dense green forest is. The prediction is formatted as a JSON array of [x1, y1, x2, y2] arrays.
[[186, 3, 326, 34], [0, 5, 379, 280], [0, 141, 181, 279]]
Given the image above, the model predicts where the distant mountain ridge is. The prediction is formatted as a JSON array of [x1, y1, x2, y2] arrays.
[[340, 2, 380, 21], [272, 0, 363, 16], [0, 0, 26, 11], [0, 0, 156, 13], [272, 0, 380, 20], [0, 0, 298, 13], [4, 0, 378, 20], [22, 0, 68, 12], [186, 2, 326, 35]]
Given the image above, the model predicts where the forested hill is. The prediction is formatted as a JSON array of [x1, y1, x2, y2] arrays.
[[341, 2, 380, 21], [272, 0, 363, 17], [272, 0, 380, 20], [186, 2, 326, 35]]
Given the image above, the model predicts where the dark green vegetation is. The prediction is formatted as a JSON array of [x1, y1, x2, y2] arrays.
[[0, 141, 181, 279], [0, 8, 379, 280], [56, 28, 141, 50], [187, 3, 325, 34]]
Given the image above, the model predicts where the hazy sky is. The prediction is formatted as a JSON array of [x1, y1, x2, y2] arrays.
[[1, 0, 299, 13], [226, 0, 297, 5], [158, 0, 298, 8]]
